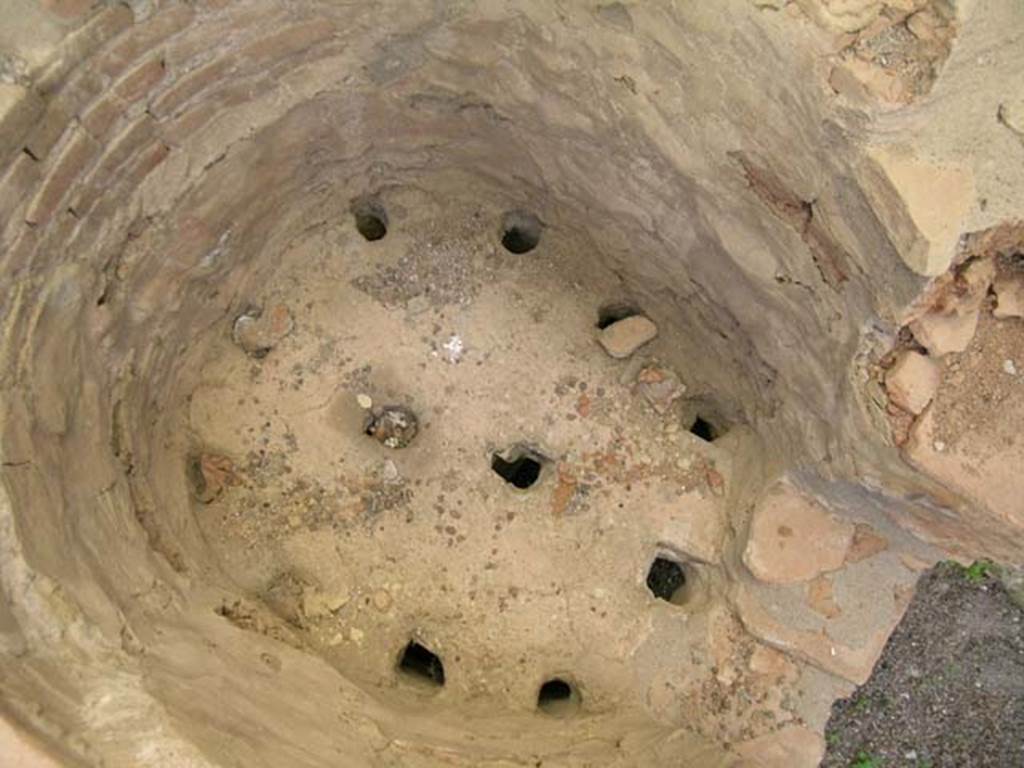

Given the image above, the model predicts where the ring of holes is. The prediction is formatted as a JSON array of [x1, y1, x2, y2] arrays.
[[689, 415, 718, 442], [397, 640, 445, 687], [596, 302, 641, 329], [646, 556, 693, 606], [352, 198, 388, 241], [491, 447, 545, 489], [500, 210, 542, 254], [537, 677, 581, 717], [684, 400, 730, 443]]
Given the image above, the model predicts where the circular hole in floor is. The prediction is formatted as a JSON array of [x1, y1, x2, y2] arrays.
[[682, 398, 732, 443], [364, 405, 419, 449], [351, 198, 388, 241], [646, 556, 689, 605], [398, 640, 445, 687], [500, 210, 542, 254], [537, 678, 581, 717], [689, 415, 718, 442], [491, 447, 544, 489], [596, 302, 641, 330]]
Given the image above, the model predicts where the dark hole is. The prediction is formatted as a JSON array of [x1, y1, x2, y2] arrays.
[[537, 678, 580, 716], [689, 416, 717, 442], [646, 557, 685, 602], [538, 679, 571, 703], [500, 211, 542, 254], [596, 303, 640, 329], [491, 450, 543, 489], [502, 227, 538, 254], [398, 641, 445, 686], [352, 200, 388, 241]]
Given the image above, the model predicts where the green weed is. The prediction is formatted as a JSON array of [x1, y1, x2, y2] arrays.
[[851, 751, 882, 768], [948, 559, 993, 583]]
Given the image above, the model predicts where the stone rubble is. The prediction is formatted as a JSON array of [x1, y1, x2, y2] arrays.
[[884, 350, 941, 414], [908, 308, 980, 357], [597, 315, 659, 359], [231, 304, 295, 358], [993, 272, 1024, 319], [742, 482, 854, 585]]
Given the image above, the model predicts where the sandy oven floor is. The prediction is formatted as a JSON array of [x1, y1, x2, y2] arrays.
[[185, 187, 734, 721]]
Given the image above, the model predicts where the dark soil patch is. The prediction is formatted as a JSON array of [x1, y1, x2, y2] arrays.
[[822, 562, 1024, 768]]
